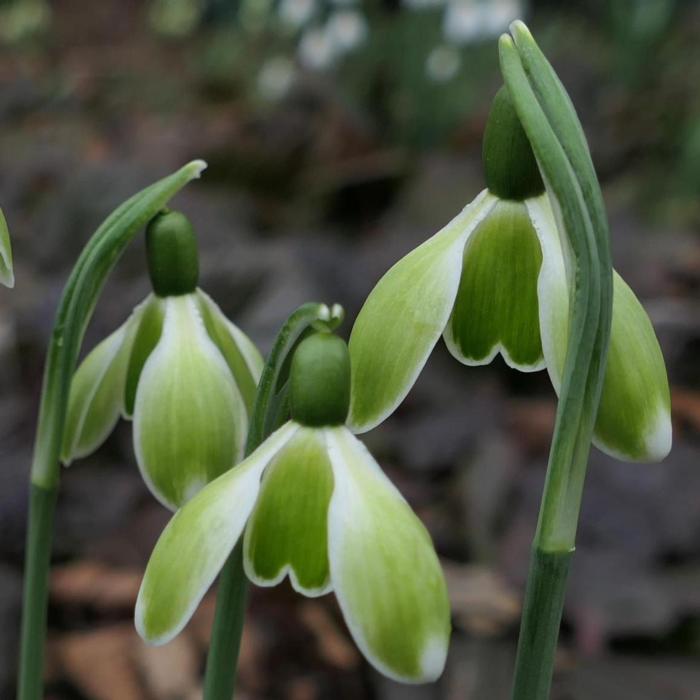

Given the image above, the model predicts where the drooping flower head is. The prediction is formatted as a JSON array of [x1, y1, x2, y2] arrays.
[[348, 87, 671, 463], [136, 329, 450, 684], [62, 210, 263, 509]]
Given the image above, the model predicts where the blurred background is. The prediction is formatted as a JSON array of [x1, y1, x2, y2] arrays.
[[0, 0, 699, 697]]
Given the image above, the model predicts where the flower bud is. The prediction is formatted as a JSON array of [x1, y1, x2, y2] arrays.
[[146, 210, 199, 297], [290, 332, 350, 427]]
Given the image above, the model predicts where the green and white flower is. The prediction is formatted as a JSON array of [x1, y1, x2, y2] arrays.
[[349, 87, 671, 463], [136, 332, 450, 684], [62, 211, 263, 510]]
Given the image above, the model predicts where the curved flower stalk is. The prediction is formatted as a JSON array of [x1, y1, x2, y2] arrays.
[[62, 210, 263, 510], [137, 329, 450, 685], [0, 209, 15, 288], [348, 87, 671, 464], [19, 162, 206, 700]]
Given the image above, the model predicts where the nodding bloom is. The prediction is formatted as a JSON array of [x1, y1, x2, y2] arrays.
[[348, 87, 671, 463], [136, 331, 450, 684], [62, 211, 263, 510], [0, 208, 14, 288]]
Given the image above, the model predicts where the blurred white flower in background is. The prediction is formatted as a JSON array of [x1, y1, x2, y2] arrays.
[[278, 0, 317, 30], [426, 44, 461, 82], [326, 10, 368, 53], [444, 0, 522, 45], [298, 9, 369, 71], [257, 56, 297, 101], [299, 25, 337, 70]]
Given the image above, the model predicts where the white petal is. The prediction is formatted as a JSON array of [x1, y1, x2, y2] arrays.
[[326, 427, 450, 683], [526, 193, 571, 393], [136, 421, 299, 645], [348, 190, 496, 433], [133, 294, 248, 510]]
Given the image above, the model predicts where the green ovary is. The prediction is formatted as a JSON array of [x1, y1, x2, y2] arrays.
[[448, 200, 544, 368]]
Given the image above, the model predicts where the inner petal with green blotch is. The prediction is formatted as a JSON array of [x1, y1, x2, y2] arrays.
[[244, 425, 334, 596], [444, 199, 545, 371]]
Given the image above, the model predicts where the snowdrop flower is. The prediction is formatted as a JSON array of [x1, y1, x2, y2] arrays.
[[136, 331, 450, 683], [62, 211, 263, 510], [348, 87, 671, 463]]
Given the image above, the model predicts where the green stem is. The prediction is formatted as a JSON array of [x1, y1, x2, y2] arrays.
[[202, 543, 249, 700], [203, 302, 343, 700], [510, 548, 572, 700], [17, 485, 57, 700], [499, 23, 613, 700], [17, 161, 206, 700]]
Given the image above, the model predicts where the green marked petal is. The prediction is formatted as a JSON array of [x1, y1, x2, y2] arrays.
[[61, 309, 141, 464], [444, 199, 545, 371], [244, 425, 333, 596], [124, 295, 165, 417], [348, 191, 497, 433], [196, 289, 264, 416], [326, 426, 450, 683], [133, 294, 248, 510], [594, 273, 671, 461], [136, 421, 299, 645], [0, 209, 14, 288]]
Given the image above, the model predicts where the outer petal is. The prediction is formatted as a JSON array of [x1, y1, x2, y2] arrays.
[[326, 427, 450, 683], [136, 421, 299, 645], [531, 197, 672, 462], [526, 193, 571, 389], [244, 425, 333, 596], [195, 289, 264, 415], [348, 191, 496, 433], [61, 307, 142, 464], [0, 209, 14, 288], [133, 294, 248, 510], [444, 199, 546, 371], [594, 273, 672, 461]]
